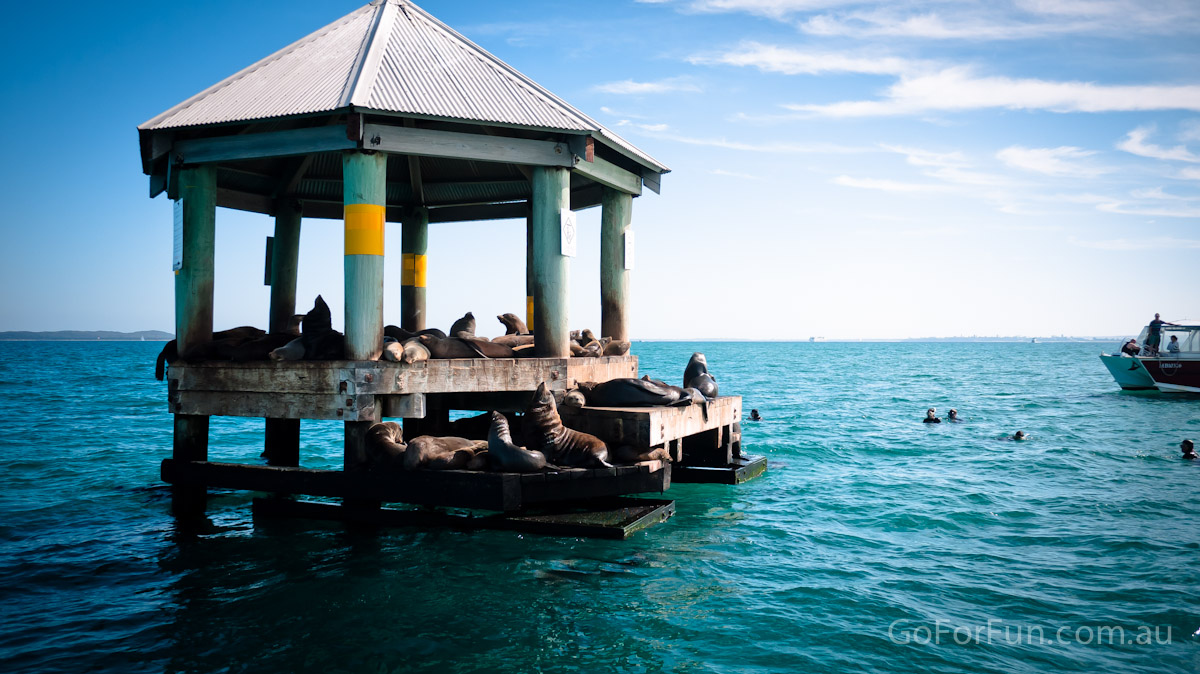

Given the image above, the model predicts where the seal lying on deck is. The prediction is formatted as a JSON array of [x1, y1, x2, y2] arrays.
[[403, 436, 488, 471], [487, 412, 548, 472], [154, 326, 268, 380], [524, 382, 612, 468], [450, 312, 476, 338], [575, 378, 697, 407], [365, 421, 406, 469], [683, 352, 718, 399], [497, 313, 529, 335], [270, 296, 345, 361]]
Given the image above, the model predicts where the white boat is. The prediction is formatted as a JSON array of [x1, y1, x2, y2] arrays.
[[1100, 320, 1200, 392]]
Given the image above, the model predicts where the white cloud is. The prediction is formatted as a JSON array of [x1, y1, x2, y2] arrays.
[[784, 68, 1200, 117], [633, 127, 871, 154], [639, 0, 859, 19], [1178, 167, 1200, 181], [832, 175, 952, 193], [689, 43, 921, 76], [592, 77, 702, 95], [1069, 235, 1200, 250], [1096, 202, 1200, 218], [882, 144, 1010, 186], [996, 146, 1110, 178], [1179, 119, 1200, 143], [1116, 126, 1200, 162], [799, 11, 1083, 40]]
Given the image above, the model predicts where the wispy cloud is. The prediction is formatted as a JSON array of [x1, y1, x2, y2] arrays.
[[782, 68, 1200, 117], [592, 77, 702, 95], [1069, 235, 1200, 250], [799, 11, 1086, 40], [638, 0, 859, 20], [996, 146, 1111, 178], [689, 43, 922, 76], [630, 125, 871, 154], [1116, 126, 1200, 162], [1178, 167, 1200, 181], [883, 144, 1011, 186], [832, 175, 952, 193], [1096, 202, 1200, 218]]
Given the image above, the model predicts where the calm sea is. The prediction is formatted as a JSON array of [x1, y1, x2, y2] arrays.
[[0, 341, 1197, 673]]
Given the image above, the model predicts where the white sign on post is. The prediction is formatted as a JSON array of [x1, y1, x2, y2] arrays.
[[560, 208, 577, 257], [624, 229, 634, 270], [173, 200, 184, 271]]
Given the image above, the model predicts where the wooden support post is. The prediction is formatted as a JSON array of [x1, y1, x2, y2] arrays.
[[173, 165, 216, 518], [525, 210, 535, 331], [531, 167, 570, 357], [343, 151, 387, 474], [265, 199, 303, 466], [401, 206, 428, 331], [600, 187, 632, 342]]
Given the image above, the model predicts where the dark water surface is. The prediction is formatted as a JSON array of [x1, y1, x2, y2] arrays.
[[1, 341, 1198, 673]]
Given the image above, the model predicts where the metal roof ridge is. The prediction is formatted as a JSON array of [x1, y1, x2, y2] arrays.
[[139, 5, 372, 130], [341, 1, 399, 107]]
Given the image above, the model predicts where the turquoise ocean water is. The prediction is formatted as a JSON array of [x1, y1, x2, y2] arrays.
[[0, 341, 1197, 673]]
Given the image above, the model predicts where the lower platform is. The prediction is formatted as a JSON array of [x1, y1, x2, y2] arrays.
[[253, 496, 675, 540], [162, 458, 669, 512], [673, 455, 767, 485]]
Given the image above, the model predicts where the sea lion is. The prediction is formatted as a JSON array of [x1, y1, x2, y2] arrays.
[[418, 334, 480, 359], [497, 313, 530, 336], [561, 390, 587, 408], [570, 342, 585, 356], [461, 337, 516, 358], [493, 334, 535, 347], [270, 337, 305, 361], [399, 339, 430, 364], [579, 341, 603, 357], [365, 421, 406, 469], [403, 435, 488, 471], [487, 412, 549, 472], [512, 344, 538, 358], [289, 295, 345, 360], [449, 312, 476, 337], [603, 340, 631, 356], [576, 378, 693, 407], [382, 337, 403, 362], [576, 329, 598, 347], [154, 326, 267, 380], [524, 382, 612, 468], [385, 325, 416, 342], [445, 411, 496, 440], [683, 352, 718, 398]]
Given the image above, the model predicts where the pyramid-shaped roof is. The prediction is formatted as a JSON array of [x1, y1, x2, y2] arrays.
[[140, 0, 665, 172]]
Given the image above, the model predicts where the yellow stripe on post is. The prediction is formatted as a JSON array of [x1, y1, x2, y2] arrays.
[[402, 254, 428, 288], [526, 295, 535, 331], [344, 204, 385, 256]]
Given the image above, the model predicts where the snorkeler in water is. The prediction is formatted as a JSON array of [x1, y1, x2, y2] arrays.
[[947, 409, 959, 422], [1013, 431, 1027, 441], [1183, 439, 1197, 460], [923, 408, 941, 424], [748, 409, 762, 421]]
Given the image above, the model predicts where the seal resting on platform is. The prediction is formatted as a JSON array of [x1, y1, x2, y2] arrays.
[[524, 382, 612, 468], [575, 378, 695, 407], [497, 313, 530, 336], [487, 412, 548, 472], [450, 312, 476, 338], [493, 334, 535, 347], [603, 340, 630, 356], [575, 329, 598, 347], [154, 326, 268, 380], [418, 334, 514, 359], [683, 352, 718, 399], [365, 421, 406, 469], [404, 435, 488, 471]]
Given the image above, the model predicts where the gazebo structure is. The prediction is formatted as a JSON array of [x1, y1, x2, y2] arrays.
[[141, 0, 755, 531]]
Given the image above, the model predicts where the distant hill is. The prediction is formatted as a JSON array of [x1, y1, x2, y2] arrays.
[[0, 331, 174, 341]]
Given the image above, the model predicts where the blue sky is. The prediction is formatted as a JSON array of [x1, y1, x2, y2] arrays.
[[0, 0, 1197, 339]]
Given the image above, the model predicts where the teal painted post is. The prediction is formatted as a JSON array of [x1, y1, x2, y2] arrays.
[[173, 165, 216, 519], [531, 167, 570, 357], [265, 199, 302, 467], [342, 151, 386, 472], [525, 209, 535, 332], [401, 206, 429, 331], [600, 187, 632, 342]]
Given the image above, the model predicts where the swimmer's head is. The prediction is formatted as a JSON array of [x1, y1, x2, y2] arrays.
[[1013, 431, 1025, 440], [1183, 439, 1195, 453], [926, 408, 936, 418], [947, 409, 958, 420]]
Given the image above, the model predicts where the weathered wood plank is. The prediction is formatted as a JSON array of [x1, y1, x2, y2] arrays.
[[573, 155, 642, 195], [365, 123, 573, 167], [174, 126, 355, 165], [559, 396, 742, 447], [171, 391, 378, 422]]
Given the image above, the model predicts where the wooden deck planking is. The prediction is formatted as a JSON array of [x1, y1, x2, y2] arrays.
[[559, 396, 742, 447]]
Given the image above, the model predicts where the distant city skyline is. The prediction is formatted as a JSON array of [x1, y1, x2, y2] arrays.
[[0, 0, 1196, 339]]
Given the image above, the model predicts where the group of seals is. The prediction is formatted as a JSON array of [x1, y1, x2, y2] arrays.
[[154, 316, 304, 380], [269, 296, 345, 361], [363, 421, 490, 471]]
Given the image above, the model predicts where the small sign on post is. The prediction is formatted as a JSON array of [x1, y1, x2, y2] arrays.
[[172, 200, 183, 271], [560, 208, 577, 257], [624, 229, 634, 270]]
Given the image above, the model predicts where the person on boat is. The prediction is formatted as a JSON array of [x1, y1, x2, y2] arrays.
[[748, 409, 762, 421], [1183, 439, 1197, 460], [947, 409, 960, 422], [1145, 313, 1178, 356], [923, 408, 941, 423], [1013, 431, 1026, 441], [1166, 335, 1181, 354], [1121, 339, 1141, 357]]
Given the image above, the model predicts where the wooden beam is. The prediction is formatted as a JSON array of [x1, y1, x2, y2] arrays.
[[573, 155, 642, 195], [216, 187, 273, 215], [174, 126, 356, 165], [364, 123, 574, 167], [641, 169, 662, 195], [427, 202, 528, 223]]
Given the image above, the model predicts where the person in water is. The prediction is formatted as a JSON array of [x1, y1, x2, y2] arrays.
[[1183, 439, 1197, 460], [1166, 335, 1181, 354], [947, 409, 959, 422], [748, 409, 762, 421], [1145, 313, 1178, 356], [923, 408, 941, 423], [1013, 431, 1026, 441]]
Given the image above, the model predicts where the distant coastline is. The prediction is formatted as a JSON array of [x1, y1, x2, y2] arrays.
[[0, 331, 174, 341]]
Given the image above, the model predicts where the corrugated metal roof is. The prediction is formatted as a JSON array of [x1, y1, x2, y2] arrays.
[[139, 0, 667, 173]]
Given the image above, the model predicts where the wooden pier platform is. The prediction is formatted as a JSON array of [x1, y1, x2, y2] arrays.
[[162, 458, 669, 512]]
